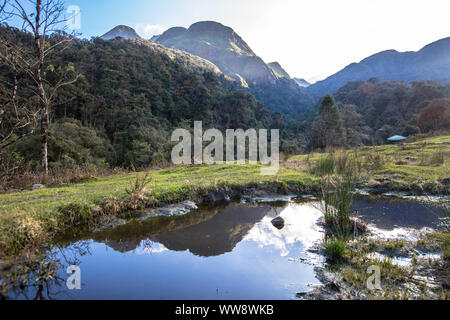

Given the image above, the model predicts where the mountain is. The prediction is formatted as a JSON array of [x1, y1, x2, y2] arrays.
[[101, 25, 141, 40], [155, 21, 314, 116], [155, 21, 278, 86], [150, 34, 160, 42], [306, 37, 450, 97], [293, 78, 310, 88], [268, 62, 291, 79]]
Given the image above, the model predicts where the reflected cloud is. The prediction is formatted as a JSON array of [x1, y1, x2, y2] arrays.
[[244, 203, 323, 256], [134, 240, 168, 255]]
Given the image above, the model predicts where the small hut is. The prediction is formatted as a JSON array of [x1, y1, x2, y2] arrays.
[[387, 135, 407, 143]]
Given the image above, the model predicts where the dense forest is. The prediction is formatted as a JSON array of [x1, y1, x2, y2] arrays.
[[1, 26, 449, 180], [334, 79, 450, 145]]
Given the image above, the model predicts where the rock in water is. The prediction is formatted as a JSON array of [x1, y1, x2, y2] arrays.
[[271, 216, 285, 230]]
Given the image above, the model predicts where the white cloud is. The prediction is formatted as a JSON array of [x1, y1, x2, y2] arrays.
[[134, 24, 167, 39], [134, 240, 168, 255], [244, 203, 323, 256]]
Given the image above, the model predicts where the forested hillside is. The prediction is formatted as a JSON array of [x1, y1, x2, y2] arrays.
[[334, 79, 450, 145], [155, 21, 315, 117], [0, 26, 272, 172], [1, 26, 449, 181]]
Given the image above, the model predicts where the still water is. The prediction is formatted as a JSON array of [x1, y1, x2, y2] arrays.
[[8, 196, 447, 300]]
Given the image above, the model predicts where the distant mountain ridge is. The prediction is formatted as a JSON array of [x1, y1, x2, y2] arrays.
[[306, 37, 450, 97], [101, 25, 141, 40]]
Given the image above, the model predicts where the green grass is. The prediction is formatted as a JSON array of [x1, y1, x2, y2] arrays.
[[0, 135, 449, 258], [288, 135, 450, 185], [0, 164, 315, 217]]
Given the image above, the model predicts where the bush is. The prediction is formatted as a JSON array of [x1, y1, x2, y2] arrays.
[[324, 237, 347, 260], [56, 202, 93, 227], [0, 212, 46, 255], [365, 152, 386, 171], [424, 152, 445, 166]]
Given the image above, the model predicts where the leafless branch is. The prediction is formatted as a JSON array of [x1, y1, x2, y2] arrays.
[[0, 0, 79, 167]]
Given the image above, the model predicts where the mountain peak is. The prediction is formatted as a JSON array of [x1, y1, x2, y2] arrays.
[[155, 20, 276, 85], [293, 78, 311, 88], [101, 25, 141, 40], [268, 62, 291, 79]]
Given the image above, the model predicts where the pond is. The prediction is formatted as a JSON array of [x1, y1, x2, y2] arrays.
[[7, 195, 448, 300]]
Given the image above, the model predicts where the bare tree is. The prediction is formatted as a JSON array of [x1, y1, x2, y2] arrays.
[[0, 1, 38, 157], [0, 0, 8, 19], [1, 0, 79, 174]]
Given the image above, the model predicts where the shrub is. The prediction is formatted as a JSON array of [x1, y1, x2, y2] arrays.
[[125, 171, 152, 210], [56, 202, 93, 227], [425, 152, 445, 166], [0, 212, 46, 255], [324, 237, 347, 260], [365, 152, 386, 171]]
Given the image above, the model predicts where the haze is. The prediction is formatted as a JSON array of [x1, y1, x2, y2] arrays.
[[64, 0, 450, 82]]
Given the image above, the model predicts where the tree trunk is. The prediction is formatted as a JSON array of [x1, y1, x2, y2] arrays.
[[34, 0, 49, 175], [41, 105, 49, 174]]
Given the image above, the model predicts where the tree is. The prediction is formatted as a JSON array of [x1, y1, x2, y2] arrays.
[[418, 99, 450, 132], [311, 94, 346, 149], [339, 103, 371, 146], [3, 0, 79, 174], [0, 1, 39, 154]]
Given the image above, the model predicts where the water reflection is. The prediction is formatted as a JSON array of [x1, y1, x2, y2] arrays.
[[353, 198, 447, 230], [5, 196, 446, 300], [153, 204, 277, 256], [245, 204, 323, 256], [95, 203, 278, 256]]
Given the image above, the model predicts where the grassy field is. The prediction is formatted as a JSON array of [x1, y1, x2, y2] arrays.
[[286, 135, 449, 183], [0, 135, 449, 258]]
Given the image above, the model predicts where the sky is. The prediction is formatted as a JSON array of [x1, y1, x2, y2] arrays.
[[12, 0, 450, 83]]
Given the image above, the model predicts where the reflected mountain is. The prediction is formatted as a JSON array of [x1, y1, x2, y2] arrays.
[[154, 204, 280, 256], [93, 203, 283, 256]]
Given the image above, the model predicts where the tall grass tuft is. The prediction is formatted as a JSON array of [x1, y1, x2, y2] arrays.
[[364, 151, 386, 172], [313, 150, 362, 242], [309, 155, 335, 176], [321, 176, 355, 240], [309, 150, 362, 178], [324, 237, 347, 260], [424, 152, 445, 166], [125, 171, 153, 210]]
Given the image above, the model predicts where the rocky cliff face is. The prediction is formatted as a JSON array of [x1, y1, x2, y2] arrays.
[[293, 78, 311, 88], [156, 21, 279, 86], [268, 62, 291, 79]]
